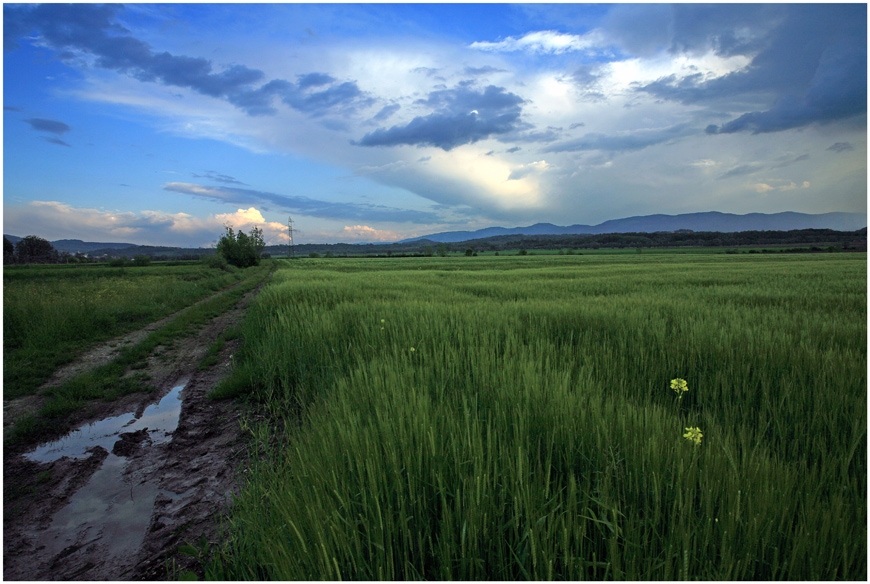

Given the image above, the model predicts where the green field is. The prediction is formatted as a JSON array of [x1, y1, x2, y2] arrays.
[[204, 253, 866, 580], [3, 262, 249, 398]]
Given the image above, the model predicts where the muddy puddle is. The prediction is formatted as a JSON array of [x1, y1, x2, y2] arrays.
[[19, 380, 188, 579], [25, 382, 186, 463]]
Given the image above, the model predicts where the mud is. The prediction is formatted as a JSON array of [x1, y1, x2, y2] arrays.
[[3, 279, 267, 581]]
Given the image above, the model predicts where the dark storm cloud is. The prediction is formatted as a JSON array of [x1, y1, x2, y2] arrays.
[[545, 123, 694, 154], [4, 4, 368, 118], [355, 85, 525, 150], [605, 4, 782, 59], [637, 4, 866, 135], [24, 118, 70, 135], [163, 182, 442, 224]]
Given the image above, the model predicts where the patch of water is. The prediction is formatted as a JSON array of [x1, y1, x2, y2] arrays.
[[24, 382, 186, 463], [23, 380, 188, 576], [37, 452, 160, 562]]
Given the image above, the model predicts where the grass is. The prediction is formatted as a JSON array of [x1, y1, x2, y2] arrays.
[[3, 261, 249, 398], [206, 253, 865, 580], [4, 263, 272, 448]]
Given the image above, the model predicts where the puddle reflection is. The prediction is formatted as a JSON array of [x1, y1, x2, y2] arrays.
[[24, 383, 186, 463]]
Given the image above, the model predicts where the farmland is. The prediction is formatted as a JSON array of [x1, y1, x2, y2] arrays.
[[204, 253, 866, 580], [4, 262, 252, 398], [2, 252, 865, 580]]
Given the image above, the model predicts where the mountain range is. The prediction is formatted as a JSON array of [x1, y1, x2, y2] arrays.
[[3, 236, 139, 254], [5, 211, 866, 251], [401, 211, 866, 243]]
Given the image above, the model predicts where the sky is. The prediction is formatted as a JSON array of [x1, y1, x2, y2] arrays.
[[3, 2, 867, 247]]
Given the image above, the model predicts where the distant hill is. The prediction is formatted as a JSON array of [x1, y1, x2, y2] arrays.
[[3, 236, 138, 254], [401, 211, 867, 243]]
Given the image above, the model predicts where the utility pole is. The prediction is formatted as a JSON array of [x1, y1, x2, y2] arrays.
[[287, 216, 295, 258]]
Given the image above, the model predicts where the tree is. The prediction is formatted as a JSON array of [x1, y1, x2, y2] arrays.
[[15, 235, 56, 264], [216, 225, 266, 268], [4, 237, 15, 264]]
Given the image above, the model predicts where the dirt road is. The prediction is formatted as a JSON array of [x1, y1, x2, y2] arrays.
[[4, 280, 266, 580]]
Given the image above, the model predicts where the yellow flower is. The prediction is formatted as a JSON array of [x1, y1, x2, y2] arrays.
[[410, 347, 416, 352], [671, 378, 688, 398], [683, 427, 703, 446], [381, 319, 385, 324]]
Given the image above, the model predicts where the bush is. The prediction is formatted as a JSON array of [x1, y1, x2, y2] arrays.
[[108, 257, 131, 267], [132, 255, 152, 266], [203, 253, 235, 272]]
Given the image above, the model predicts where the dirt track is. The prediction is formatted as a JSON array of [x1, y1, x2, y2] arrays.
[[3, 280, 265, 580]]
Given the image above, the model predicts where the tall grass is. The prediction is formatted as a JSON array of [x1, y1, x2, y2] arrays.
[[209, 254, 865, 580], [3, 262, 246, 397]]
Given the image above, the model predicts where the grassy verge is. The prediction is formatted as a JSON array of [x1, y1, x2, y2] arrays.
[[206, 254, 865, 580], [3, 262, 249, 398], [5, 264, 271, 449]]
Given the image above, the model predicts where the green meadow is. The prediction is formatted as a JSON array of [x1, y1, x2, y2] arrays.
[[207, 253, 866, 580], [3, 262, 248, 398]]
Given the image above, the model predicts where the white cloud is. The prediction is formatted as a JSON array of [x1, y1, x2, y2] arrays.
[[4, 201, 289, 247], [753, 181, 811, 193], [341, 225, 401, 241], [508, 160, 550, 181], [470, 30, 608, 55]]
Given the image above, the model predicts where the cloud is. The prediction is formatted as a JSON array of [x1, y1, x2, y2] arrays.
[[24, 118, 71, 134], [372, 103, 400, 122], [469, 30, 607, 55], [42, 136, 71, 147], [545, 123, 695, 153], [463, 65, 507, 76], [340, 225, 401, 242], [4, 4, 369, 118], [508, 160, 550, 181], [261, 76, 371, 117], [753, 181, 811, 193], [163, 182, 442, 224], [192, 171, 248, 186], [718, 164, 762, 180], [356, 85, 525, 150], [3, 200, 289, 247], [640, 4, 866, 135], [827, 142, 854, 153], [603, 4, 781, 59]]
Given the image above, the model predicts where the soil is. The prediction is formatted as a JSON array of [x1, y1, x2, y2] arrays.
[[3, 278, 269, 581]]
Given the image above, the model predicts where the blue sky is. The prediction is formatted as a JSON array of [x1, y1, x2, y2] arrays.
[[3, 3, 867, 246]]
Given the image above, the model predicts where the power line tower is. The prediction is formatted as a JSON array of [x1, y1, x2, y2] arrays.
[[287, 216, 295, 258]]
